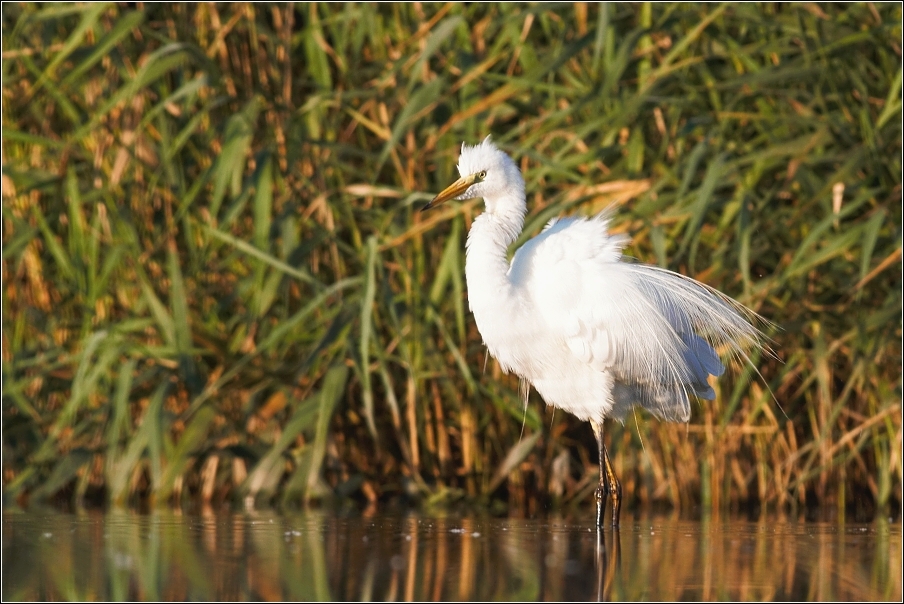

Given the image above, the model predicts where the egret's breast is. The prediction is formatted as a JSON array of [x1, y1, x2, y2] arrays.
[[531, 361, 616, 423]]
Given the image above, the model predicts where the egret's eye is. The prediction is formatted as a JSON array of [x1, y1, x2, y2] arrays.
[[478, 170, 487, 180]]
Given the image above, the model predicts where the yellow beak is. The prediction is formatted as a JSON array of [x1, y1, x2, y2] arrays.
[[422, 173, 480, 211]]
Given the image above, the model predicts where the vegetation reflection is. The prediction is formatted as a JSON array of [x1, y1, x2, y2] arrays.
[[2, 512, 900, 600]]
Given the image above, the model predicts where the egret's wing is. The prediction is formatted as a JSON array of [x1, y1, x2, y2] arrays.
[[511, 212, 764, 421]]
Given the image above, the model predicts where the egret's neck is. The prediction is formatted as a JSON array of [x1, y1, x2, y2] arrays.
[[465, 194, 526, 318]]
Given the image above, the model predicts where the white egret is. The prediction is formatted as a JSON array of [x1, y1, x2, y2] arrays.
[[423, 137, 770, 527]]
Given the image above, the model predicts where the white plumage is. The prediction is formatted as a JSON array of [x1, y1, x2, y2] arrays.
[[423, 136, 768, 526]]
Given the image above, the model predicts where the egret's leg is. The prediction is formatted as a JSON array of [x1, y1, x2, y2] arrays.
[[591, 421, 606, 526], [591, 420, 622, 527], [601, 439, 622, 526]]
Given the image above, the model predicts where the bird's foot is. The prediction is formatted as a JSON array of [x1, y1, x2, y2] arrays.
[[595, 484, 609, 527], [595, 482, 621, 528]]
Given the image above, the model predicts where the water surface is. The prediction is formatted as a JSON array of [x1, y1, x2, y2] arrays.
[[3, 510, 899, 601]]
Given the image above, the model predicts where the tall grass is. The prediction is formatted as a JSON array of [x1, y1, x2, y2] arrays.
[[2, 3, 901, 518]]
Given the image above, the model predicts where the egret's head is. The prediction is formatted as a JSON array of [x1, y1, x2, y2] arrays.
[[423, 136, 524, 212]]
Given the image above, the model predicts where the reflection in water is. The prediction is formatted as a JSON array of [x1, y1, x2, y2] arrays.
[[596, 528, 620, 601], [2, 510, 900, 601]]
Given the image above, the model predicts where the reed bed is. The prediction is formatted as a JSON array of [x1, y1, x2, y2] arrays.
[[2, 3, 901, 519]]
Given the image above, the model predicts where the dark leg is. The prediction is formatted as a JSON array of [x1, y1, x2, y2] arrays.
[[591, 420, 622, 527], [601, 441, 622, 527]]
